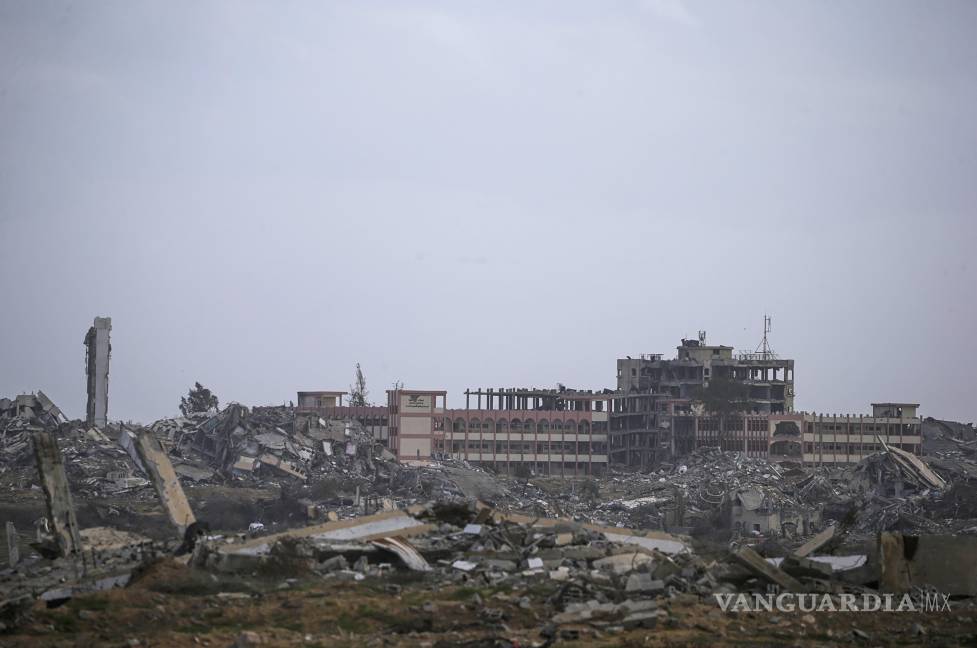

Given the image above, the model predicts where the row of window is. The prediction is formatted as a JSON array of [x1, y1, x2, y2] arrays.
[[451, 420, 595, 432], [449, 441, 608, 455], [806, 423, 919, 433], [803, 442, 919, 454]]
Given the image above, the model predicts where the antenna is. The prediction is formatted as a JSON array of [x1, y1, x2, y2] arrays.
[[754, 314, 776, 359]]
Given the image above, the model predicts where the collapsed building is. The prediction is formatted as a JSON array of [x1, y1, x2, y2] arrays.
[[4, 316, 977, 645], [606, 325, 924, 471], [4, 390, 977, 646]]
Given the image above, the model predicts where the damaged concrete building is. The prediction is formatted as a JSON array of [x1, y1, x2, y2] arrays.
[[293, 325, 924, 474], [298, 387, 612, 475], [441, 387, 611, 476], [610, 330, 795, 469], [84, 316, 112, 428], [296, 390, 390, 443], [616, 332, 795, 413], [297, 388, 445, 464], [609, 327, 924, 470]]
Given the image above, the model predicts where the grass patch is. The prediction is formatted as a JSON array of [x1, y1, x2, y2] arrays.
[[49, 614, 79, 634], [147, 571, 257, 597], [336, 612, 370, 634], [67, 596, 111, 611], [448, 586, 480, 601]]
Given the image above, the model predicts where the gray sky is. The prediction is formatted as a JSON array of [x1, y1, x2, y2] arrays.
[[1, 1, 975, 424]]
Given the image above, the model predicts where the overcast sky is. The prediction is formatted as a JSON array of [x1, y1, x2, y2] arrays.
[[1, 1, 975, 424]]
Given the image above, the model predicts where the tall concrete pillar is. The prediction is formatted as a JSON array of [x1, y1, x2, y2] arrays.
[[85, 316, 112, 428]]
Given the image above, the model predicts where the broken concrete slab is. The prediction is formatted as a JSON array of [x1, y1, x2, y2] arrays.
[[31, 430, 83, 557], [625, 573, 665, 593], [6, 522, 19, 567], [371, 537, 431, 572], [732, 546, 805, 592], [493, 511, 689, 555], [123, 429, 196, 535], [778, 555, 833, 579], [220, 510, 435, 557], [593, 552, 654, 575], [793, 525, 835, 558]]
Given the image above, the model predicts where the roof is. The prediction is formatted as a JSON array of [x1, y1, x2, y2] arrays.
[[872, 402, 920, 407]]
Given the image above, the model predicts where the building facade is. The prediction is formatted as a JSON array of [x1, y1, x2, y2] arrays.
[[610, 332, 795, 469], [441, 387, 611, 476], [295, 331, 922, 473], [666, 403, 921, 467]]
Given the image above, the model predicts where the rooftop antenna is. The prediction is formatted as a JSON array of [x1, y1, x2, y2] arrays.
[[755, 315, 776, 359], [698, 330, 707, 344]]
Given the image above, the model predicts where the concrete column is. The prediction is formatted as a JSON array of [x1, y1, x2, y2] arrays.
[[818, 414, 823, 466], [32, 430, 83, 557], [846, 415, 851, 464], [84, 316, 112, 427], [6, 522, 19, 567]]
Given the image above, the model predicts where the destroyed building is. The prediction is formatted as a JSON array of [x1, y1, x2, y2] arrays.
[[298, 387, 611, 475], [616, 331, 795, 413], [295, 389, 923, 475], [298, 388, 444, 463], [440, 387, 611, 476], [84, 316, 112, 428], [610, 327, 795, 469], [607, 326, 925, 470]]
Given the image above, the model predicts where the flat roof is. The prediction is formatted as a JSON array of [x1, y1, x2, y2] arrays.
[[872, 402, 920, 407]]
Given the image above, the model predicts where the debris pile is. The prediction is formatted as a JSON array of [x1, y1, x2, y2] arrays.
[[593, 447, 824, 535], [150, 405, 388, 488], [2, 401, 977, 644]]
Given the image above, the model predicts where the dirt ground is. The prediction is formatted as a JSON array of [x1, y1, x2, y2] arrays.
[[2, 559, 975, 648]]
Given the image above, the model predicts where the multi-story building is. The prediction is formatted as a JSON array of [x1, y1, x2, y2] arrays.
[[296, 388, 446, 463], [441, 387, 611, 476], [611, 330, 795, 469], [616, 332, 794, 413], [667, 402, 921, 466], [388, 389, 447, 463], [296, 390, 391, 443], [295, 327, 923, 473]]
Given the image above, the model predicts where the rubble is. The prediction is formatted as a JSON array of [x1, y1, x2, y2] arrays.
[[3, 391, 977, 644]]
